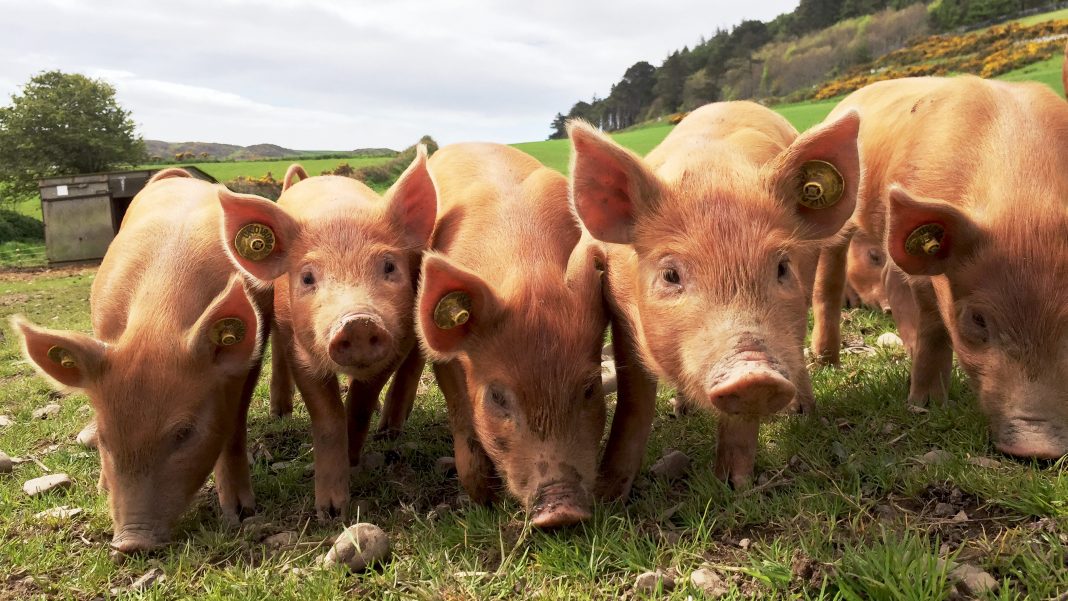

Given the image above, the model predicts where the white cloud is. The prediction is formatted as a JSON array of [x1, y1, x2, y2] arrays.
[[0, 0, 798, 149]]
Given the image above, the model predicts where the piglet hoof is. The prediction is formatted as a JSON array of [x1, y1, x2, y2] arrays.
[[316, 499, 349, 523], [373, 426, 403, 442], [269, 394, 293, 419], [785, 394, 816, 415], [593, 474, 634, 502], [220, 501, 257, 528]]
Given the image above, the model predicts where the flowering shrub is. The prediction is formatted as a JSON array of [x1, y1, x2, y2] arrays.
[[813, 20, 1068, 100], [226, 172, 282, 200]]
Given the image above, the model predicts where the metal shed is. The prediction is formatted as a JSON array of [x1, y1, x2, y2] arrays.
[[37, 166, 216, 264]]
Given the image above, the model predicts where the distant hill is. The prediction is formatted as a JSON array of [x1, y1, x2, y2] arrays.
[[144, 140, 397, 162]]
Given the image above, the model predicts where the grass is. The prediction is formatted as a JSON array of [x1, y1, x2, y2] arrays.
[[136, 156, 393, 182], [1, 268, 1066, 600], [1010, 6, 1068, 26]]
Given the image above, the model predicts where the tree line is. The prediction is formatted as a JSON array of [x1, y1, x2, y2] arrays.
[[548, 0, 1059, 138]]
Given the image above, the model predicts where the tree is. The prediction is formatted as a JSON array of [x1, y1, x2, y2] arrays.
[[0, 71, 145, 200]]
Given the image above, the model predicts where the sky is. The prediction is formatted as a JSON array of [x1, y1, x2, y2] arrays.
[[0, 0, 798, 150]]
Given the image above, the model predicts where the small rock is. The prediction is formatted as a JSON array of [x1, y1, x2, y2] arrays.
[[76, 421, 98, 449], [690, 568, 729, 597], [0, 414, 12, 428], [322, 523, 390, 571], [949, 487, 963, 504], [429, 503, 451, 520], [967, 456, 1002, 469], [882, 422, 896, 435], [76, 405, 92, 415], [34, 505, 83, 521], [270, 461, 292, 472], [906, 404, 929, 414], [129, 567, 165, 591], [0, 452, 12, 474], [601, 343, 613, 362], [874, 504, 897, 521], [738, 538, 752, 550], [952, 510, 969, 523], [601, 361, 617, 395], [832, 441, 849, 462], [932, 502, 956, 518], [32, 403, 61, 420], [264, 531, 298, 547], [876, 332, 904, 348], [949, 563, 999, 596], [359, 452, 385, 471], [435, 456, 457, 476], [919, 449, 953, 466], [634, 570, 675, 594], [23, 473, 72, 496], [650, 449, 690, 480]]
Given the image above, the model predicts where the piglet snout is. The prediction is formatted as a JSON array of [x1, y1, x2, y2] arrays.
[[328, 313, 392, 368], [707, 363, 796, 417], [530, 481, 592, 529]]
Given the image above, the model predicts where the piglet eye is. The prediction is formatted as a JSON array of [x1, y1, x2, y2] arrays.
[[490, 388, 508, 408], [661, 268, 680, 285], [777, 258, 791, 282], [172, 425, 195, 447], [301, 271, 316, 287], [868, 248, 883, 266], [583, 380, 598, 400], [383, 259, 396, 275]]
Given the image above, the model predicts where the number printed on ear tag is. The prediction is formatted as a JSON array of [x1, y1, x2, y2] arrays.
[[234, 223, 275, 261]]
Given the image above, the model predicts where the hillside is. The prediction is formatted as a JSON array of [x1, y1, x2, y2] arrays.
[[144, 139, 397, 162], [549, 0, 1065, 138]]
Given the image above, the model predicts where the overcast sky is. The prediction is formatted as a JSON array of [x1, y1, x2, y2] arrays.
[[1, 0, 798, 150]]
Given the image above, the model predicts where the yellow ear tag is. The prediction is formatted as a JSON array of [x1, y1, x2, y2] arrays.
[[433, 291, 472, 330], [47, 346, 76, 369], [798, 160, 844, 209], [234, 223, 275, 261], [905, 223, 945, 256], [210, 318, 247, 346]]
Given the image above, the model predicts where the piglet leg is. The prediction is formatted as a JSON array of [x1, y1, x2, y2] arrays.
[[811, 232, 852, 366], [294, 365, 349, 521], [268, 322, 295, 418], [346, 374, 388, 467], [906, 279, 952, 406], [596, 318, 657, 501], [214, 363, 261, 525], [376, 346, 426, 439], [435, 360, 499, 503], [714, 414, 760, 489]]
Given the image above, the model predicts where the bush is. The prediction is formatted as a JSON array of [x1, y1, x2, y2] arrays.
[[0, 209, 44, 243]]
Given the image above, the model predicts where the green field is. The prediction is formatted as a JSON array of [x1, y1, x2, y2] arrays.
[[138, 156, 393, 182], [1011, 6, 1068, 25]]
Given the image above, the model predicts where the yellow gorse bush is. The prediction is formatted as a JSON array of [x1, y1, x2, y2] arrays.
[[813, 20, 1068, 100]]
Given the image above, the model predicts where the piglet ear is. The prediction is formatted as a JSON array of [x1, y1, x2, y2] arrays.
[[282, 164, 308, 192], [765, 109, 860, 240], [148, 168, 192, 183], [186, 274, 262, 374], [568, 120, 663, 244], [417, 253, 501, 358], [10, 315, 106, 391], [886, 186, 981, 276], [385, 144, 438, 247], [218, 188, 301, 283], [565, 233, 606, 306]]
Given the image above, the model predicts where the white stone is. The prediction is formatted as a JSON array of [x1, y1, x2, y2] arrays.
[[31, 403, 61, 420], [690, 568, 729, 597], [23, 473, 72, 496], [323, 523, 390, 571], [876, 332, 904, 348]]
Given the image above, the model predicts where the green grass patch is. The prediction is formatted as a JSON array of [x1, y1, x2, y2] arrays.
[[1, 269, 1066, 598], [137, 156, 394, 182], [1011, 7, 1068, 26], [996, 52, 1066, 94]]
